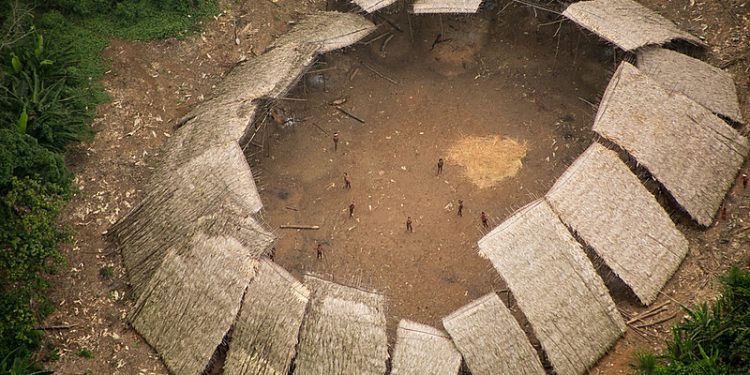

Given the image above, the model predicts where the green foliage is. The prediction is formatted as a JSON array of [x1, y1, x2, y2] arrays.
[[99, 265, 113, 279], [0, 0, 216, 369], [41, 343, 58, 363], [0, 175, 68, 290], [38, 0, 219, 40], [35, 11, 109, 105], [76, 348, 93, 359], [0, 26, 100, 152], [0, 129, 72, 195], [0, 347, 53, 375], [0, 290, 42, 361], [0, 175, 68, 362], [633, 267, 750, 374]]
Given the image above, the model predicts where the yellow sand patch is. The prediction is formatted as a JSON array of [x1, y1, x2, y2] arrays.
[[447, 136, 527, 189]]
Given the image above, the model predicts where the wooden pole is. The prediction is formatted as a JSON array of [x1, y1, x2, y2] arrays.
[[280, 224, 320, 230]]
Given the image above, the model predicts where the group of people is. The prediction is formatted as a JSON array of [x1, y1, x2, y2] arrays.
[[272, 133, 750, 262], [272, 132, 494, 261], [336, 133, 491, 238]]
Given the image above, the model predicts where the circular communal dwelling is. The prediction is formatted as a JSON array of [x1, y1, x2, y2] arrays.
[[108, 1, 748, 374]]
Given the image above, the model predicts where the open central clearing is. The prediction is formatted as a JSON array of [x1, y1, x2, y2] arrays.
[[257, 8, 610, 330]]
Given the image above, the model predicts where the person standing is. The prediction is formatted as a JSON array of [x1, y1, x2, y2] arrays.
[[333, 131, 340, 151], [406, 216, 413, 232], [742, 173, 748, 190], [269, 247, 276, 262], [457, 200, 464, 217], [349, 203, 355, 218], [316, 243, 323, 259], [437, 158, 444, 175], [481, 211, 489, 228], [343, 172, 351, 189]]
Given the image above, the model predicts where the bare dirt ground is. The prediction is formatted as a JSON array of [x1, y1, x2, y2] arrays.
[[261, 7, 609, 334], [41, 1, 749, 374]]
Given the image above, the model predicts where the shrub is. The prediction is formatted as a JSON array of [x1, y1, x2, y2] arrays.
[[633, 267, 750, 374], [0, 290, 42, 361], [0, 176, 68, 288], [0, 176, 68, 361], [0, 129, 72, 195], [37, 0, 219, 40], [0, 347, 53, 375], [0, 28, 98, 152]]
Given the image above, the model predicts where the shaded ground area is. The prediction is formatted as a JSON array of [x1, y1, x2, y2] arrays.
[[259, 8, 610, 330], [39, 0, 750, 374]]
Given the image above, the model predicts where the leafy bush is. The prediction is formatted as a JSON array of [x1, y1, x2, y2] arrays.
[[0, 290, 42, 361], [0, 175, 68, 362], [0, 176, 68, 287], [37, 0, 218, 40], [0, 0, 216, 369], [0, 27, 99, 152], [0, 129, 72, 194], [0, 347, 53, 375], [634, 267, 750, 374], [0, 130, 70, 362]]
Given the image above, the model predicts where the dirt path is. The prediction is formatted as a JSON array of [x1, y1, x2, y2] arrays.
[[42, 1, 750, 374]]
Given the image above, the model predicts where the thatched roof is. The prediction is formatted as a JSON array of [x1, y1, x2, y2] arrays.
[[224, 259, 310, 375], [562, 0, 701, 51], [293, 276, 388, 375], [110, 141, 272, 299], [110, 12, 376, 375], [478, 199, 626, 375], [130, 234, 259, 375], [592, 62, 750, 227], [270, 11, 377, 54], [159, 43, 319, 171], [636, 47, 743, 124], [412, 0, 483, 13], [443, 293, 545, 375], [390, 320, 461, 375], [545, 143, 688, 305], [161, 12, 374, 170], [352, 0, 399, 12]]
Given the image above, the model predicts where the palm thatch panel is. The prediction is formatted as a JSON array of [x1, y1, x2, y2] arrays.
[[270, 11, 376, 54], [161, 12, 374, 171], [159, 43, 319, 171], [130, 234, 259, 375], [592, 62, 750, 227], [293, 276, 388, 375], [224, 259, 310, 375], [636, 47, 743, 124], [562, 0, 701, 51], [390, 320, 461, 375], [478, 199, 625, 375], [545, 143, 688, 305], [352, 0, 399, 12], [442, 293, 545, 375], [110, 11, 378, 375], [412, 0, 483, 13], [110, 142, 272, 299]]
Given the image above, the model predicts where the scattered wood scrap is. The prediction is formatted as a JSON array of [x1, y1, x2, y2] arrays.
[[362, 63, 399, 85], [280, 224, 320, 230], [336, 106, 365, 124]]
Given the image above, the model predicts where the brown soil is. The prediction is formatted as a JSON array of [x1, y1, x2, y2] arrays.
[[40, 0, 750, 374], [261, 9, 608, 333]]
